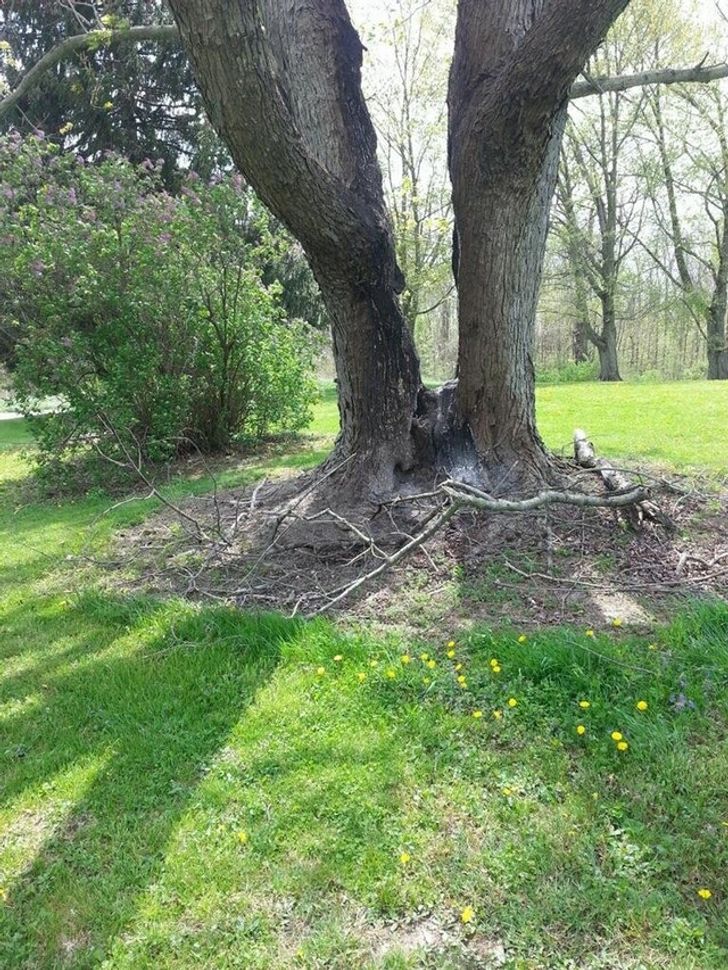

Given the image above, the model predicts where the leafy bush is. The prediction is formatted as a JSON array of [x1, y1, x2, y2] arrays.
[[536, 359, 599, 385], [0, 133, 319, 475]]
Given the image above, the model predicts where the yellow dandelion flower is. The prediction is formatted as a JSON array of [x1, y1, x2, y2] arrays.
[[457, 674, 467, 685], [236, 831, 248, 844], [427, 659, 437, 669], [697, 888, 712, 900], [489, 658, 499, 667], [612, 617, 623, 628], [502, 786, 513, 796], [579, 700, 591, 709], [610, 731, 623, 742], [518, 634, 527, 643], [423, 677, 431, 685], [386, 669, 396, 679], [472, 710, 483, 719], [507, 697, 518, 708], [576, 724, 586, 736], [455, 663, 463, 671], [460, 905, 475, 923], [103, 100, 113, 109], [316, 666, 325, 676], [447, 640, 456, 648], [358, 672, 367, 683], [369, 659, 379, 668], [333, 654, 343, 662], [401, 654, 412, 664], [420, 653, 429, 662], [636, 700, 648, 711], [648, 643, 657, 650], [447, 650, 456, 658], [585, 629, 595, 638], [399, 851, 411, 865], [458, 680, 468, 689], [617, 740, 629, 751], [492, 709, 503, 720], [59, 121, 74, 135], [491, 664, 502, 674]]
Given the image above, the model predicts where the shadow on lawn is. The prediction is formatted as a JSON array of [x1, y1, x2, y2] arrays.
[[0, 592, 296, 968]]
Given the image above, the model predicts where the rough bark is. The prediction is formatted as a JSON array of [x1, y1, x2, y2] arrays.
[[166, 0, 422, 491], [168, 0, 631, 496], [448, 0, 629, 476]]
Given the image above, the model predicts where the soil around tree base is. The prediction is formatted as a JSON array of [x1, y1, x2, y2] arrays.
[[108, 458, 728, 632]]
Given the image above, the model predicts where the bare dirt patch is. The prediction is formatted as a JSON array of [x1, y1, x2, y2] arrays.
[[107, 461, 728, 633]]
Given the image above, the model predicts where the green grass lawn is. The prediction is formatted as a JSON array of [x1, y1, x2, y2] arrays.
[[1, 383, 727, 968], [308, 380, 728, 473]]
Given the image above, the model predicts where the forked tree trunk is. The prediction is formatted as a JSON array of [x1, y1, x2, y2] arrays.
[[167, 0, 630, 498]]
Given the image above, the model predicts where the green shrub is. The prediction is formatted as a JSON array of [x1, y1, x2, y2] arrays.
[[0, 133, 319, 475], [536, 359, 599, 385]]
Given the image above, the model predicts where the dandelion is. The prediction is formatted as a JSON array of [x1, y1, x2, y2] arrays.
[[492, 709, 503, 720], [460, 905, 475, 923], [447, 640, 456, 648], [59, 121, 74, 135], [472, 710, 483, 719], [447, 650, 456, 659], [458, 679, 468, 689], [423, 677, 431, 686], [648, 643, 657, 650], [612, 617, 623, 628], [333, 654, 343, 662], [420, 653, 429, 662], [457, 675, 467, 685], [610, 731, 623, 742], [386, 669, 396, 679], [507, 697, 518, 708], [576, 724, 586, 736], [489, 658, 499, 668], [518, 634, 528, 644], [636, 700, 648, 711], [316, 666, 325, 677], [579, 700, 591, 709], [585, 629, 595, 638], [697, 888, 712, 900], [502, 787, 513, 796], [491, 664, 502, 674], [236, 831, 248, 845], [401, 654, 412, 664], [103, 100, 113, 110], [617, 740, 629, 751], [369, 659, 379, 668], [427, 659, 437, 669], [358, 672, 367, 683], [455, 663, 463, 672], [399, 851, 411, 865]]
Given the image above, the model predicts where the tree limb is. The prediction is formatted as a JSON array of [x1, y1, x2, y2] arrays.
[[571, 62, 728, 101], [0, 25, 180, 123]]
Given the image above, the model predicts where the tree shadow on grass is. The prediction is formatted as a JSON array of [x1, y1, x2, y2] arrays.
[[0, 592, 297, 968]]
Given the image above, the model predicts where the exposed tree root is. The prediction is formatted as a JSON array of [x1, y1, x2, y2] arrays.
[[92, 427, 693, 621]]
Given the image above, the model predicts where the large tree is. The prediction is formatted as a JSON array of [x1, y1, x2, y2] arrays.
[[4, 1, 728, 499]]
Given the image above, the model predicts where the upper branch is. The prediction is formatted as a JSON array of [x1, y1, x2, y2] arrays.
[[0, 25, 179, 123], [572, 62, 728, 100]]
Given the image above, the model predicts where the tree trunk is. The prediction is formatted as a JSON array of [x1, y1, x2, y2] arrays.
[[597, 291, 622, 381], [707, 288, 728, 380], [167, 0, 631, 499]]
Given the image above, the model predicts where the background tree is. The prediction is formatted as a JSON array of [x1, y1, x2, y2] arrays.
[[0, 0, 206, 187]]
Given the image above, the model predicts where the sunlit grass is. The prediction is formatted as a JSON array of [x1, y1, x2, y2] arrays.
[[1, 386, 727, 967]]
